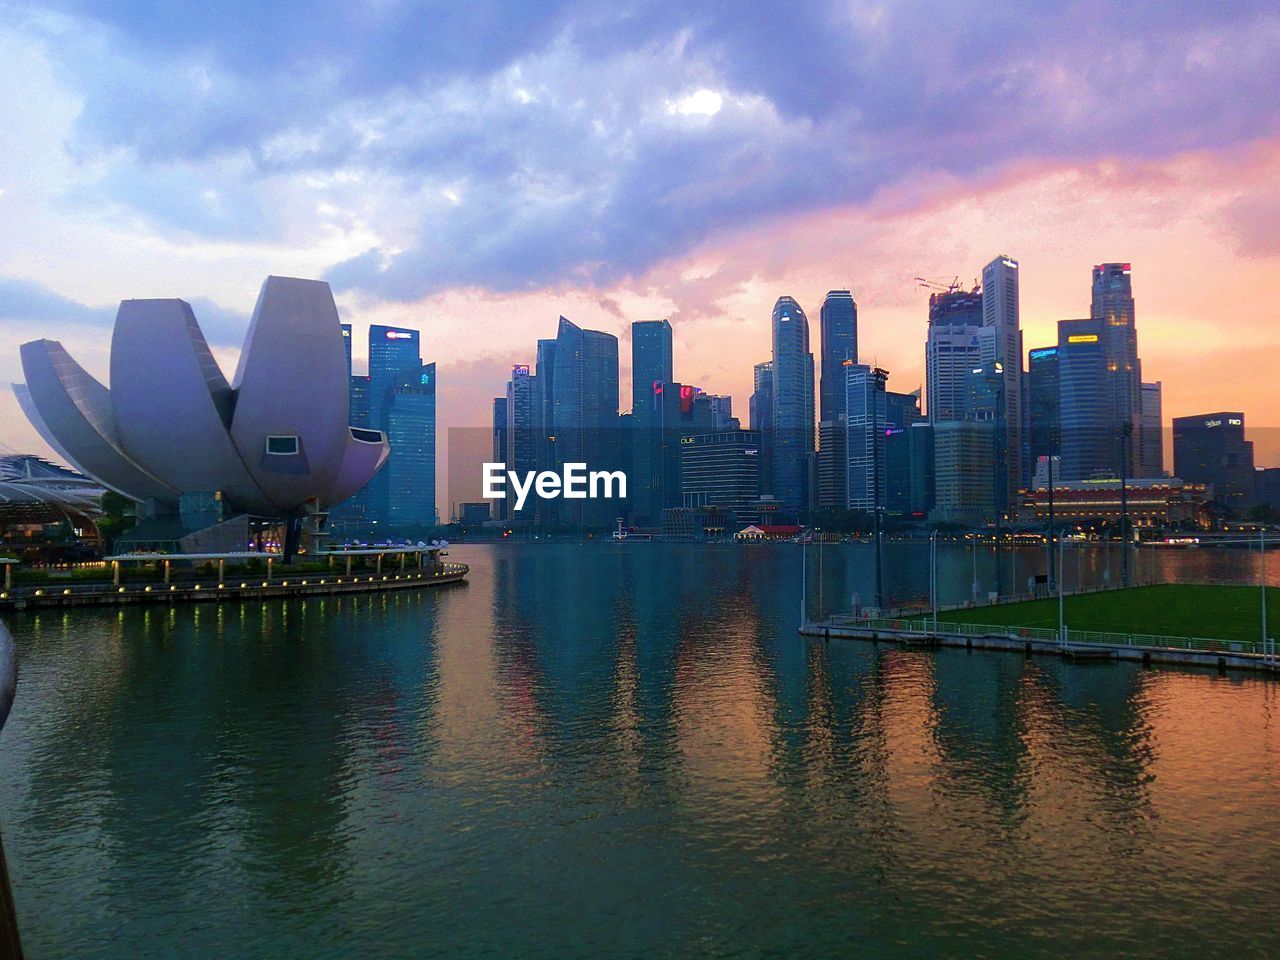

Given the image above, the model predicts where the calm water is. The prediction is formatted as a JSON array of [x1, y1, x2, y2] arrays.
[[1, 543, 1279, 959]]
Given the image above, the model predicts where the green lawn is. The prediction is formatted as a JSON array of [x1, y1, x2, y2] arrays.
[[937, 584, 1276, 644]]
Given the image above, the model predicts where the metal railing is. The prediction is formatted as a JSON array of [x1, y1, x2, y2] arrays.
[[0, 620, 23, 958], [823, 614, 1265, 656]]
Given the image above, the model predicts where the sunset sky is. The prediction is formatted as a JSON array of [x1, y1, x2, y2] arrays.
[[2, 1, 1279, 509]]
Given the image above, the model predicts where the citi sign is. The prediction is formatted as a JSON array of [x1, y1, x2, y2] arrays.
[[483, 463, 627, 511]]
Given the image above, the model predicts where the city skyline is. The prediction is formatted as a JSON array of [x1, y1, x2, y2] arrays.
[[3, 3, 1280, 512]]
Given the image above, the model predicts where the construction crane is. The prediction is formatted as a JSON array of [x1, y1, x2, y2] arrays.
[[914, 276, 981, 295]]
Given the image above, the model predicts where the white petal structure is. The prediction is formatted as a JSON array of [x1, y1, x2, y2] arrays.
[[14, 276, 389, 523]]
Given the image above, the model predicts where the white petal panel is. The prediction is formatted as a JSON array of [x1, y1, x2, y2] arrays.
[[229, 277, 350, 511], [110, 299, 271, 513], [328, 429, 391, 505], [18, 340, 177, 504]]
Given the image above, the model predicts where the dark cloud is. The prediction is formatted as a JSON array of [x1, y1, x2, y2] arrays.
[[0, 276, 247, 347], [0, 276, 107, 326], [21, 1, 1280, 301]]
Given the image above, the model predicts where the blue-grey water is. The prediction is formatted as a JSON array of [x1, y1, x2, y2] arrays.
[[1, 542, 1278, 959]]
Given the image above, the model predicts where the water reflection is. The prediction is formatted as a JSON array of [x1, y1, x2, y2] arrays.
[[0, 543, 1276, 959]]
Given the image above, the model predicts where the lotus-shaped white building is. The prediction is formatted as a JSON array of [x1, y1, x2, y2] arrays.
[[13, 276, 389, 555]]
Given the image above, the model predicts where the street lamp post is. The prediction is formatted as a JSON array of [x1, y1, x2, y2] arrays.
[[930, 529, 939, 633], [1119, 422, 1133, 587], [800, 533, 807, 627], [971, 535, 979, 604], [1261, 530, 1269, 662], [1047, 452, 1056, 592], [1058, 535, 1067, 645]]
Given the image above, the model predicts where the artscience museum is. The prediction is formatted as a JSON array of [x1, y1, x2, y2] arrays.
[[13, 276, 390, 558]]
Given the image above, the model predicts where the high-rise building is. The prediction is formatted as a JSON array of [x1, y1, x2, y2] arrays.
[[1027, 346, 1059, 476], [886, 389, 921, 430], [750, 360, 774, 496], [981, 256, 1024, 499], [630, 320, 674, 525], [505, 364, 537, 522], [1256, 467, 1280, 512], [534, 338, 557, 475], [551, 316, 619, 528], [631, 320, 673, 413], [816, 417, 846, 510], [680, 429, 763, 525], [491, 396, 509, 521], [925, 288, 984, 422], [881, 390, 922, 515], [819, 291, 857, 422], [1089, 262, 1143, 478], [341, 322, 353, 372], [384, 363, 437, 527], [844, 364, 888, 512], [705, 394, 736, 430], [770, 297, 815, 515], [1140, 381, 1163, 478], [932, 420, 997, 525], [368, 325, 421, 427], [1057, 317, 1118, 481], [1173, 412, 1255, 513], [364, 325, 423, 522], [908, 422, 935, 518]]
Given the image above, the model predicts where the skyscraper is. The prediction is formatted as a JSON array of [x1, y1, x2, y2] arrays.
[[1173, 413, 1255, 513], [1090, 262, 1142, 478], [1057, 317, 1112, 480], [816, 291, 857, 512], [384, 363, 436, 526], [368, 325, 421, 429], [981, 256, 1024, 499], [551, 316, 619, 527], [680, 429, 763, 525], [631, 319, 675, 523], [750, 360, 774, 495], [631, 319, 673, 416], [534, 337, 557, 475], [1027, 345, 1059, 471], [1140, 381, 1163, 478], [819, 291, 857, 422], [770, 297, 815, 515], [505, 364, 537, 522], [844, 364, 888, 512], [491, 396, 509, 521], [932, 420, 997, 525], [365, 324, 423, 522], [925, 288, 984, 422], [705, 394, 736, 430]]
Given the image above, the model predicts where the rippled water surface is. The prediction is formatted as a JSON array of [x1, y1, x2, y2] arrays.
[[1, 543, 1279, 958]]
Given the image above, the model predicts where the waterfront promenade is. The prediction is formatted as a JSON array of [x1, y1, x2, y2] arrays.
[[0, 550, 468, 613], [802, 583, 1280, 675]]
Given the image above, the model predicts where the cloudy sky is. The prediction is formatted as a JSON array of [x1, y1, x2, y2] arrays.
[[2, 1, 1279, 508]]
